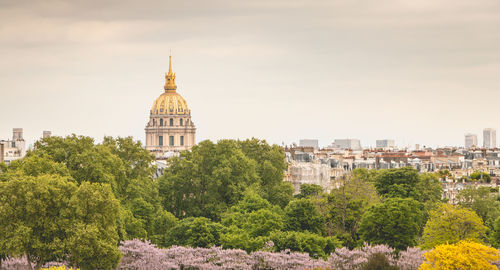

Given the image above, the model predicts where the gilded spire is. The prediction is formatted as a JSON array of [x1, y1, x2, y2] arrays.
[[164, 52, 177, 92]]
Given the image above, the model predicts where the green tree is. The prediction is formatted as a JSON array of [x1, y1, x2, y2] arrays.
[[296, 184, 323, 199], [457, 186, 500, 229], [220, 192, 284, 251], [416, 173, 443, 204], [31, 135, 127, 195], [0, 174, 76, 269], [66, 182, 121, 270], [361, 253, 398, 270], [220, 226, 267, 252], [222, 193, 284, 238], [352, 168, 380, 183], [150, 210, 178, 248], [1, 154, 70, 178], [436, 170, 452, 181], [490, 216, 500, 248], [416, 173, 443, 232], [237, 138, 293, 208], [284, 198, 325, 235], [359, 198, 423, 250], [328, 174, 380, 248], [374, 167, 420, 199], [421, 203, 487, 249], [165, 217, 224, 248], [159, 140, 258, 220], [0, 175, 121, 270], [269, 231, 341, 259], [470, 171, 491, 183], [102, 136, 155, 180], [29, 135, 163, 241]]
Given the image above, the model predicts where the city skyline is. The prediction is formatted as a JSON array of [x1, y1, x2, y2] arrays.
[[1, 0, 500, 148]]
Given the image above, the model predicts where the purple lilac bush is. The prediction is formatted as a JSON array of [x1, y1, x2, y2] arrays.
[[2, 240, 497, 269], [118, 239, 329, 269], [0, 258, 67, 270], [328, 244, 426, 270]]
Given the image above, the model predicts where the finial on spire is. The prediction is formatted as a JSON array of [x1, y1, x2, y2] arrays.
[[168, 50, 172, 74], [165, 51, 177, 92]]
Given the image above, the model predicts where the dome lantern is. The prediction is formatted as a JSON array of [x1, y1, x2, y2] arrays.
[[164, 54, 177, 92]]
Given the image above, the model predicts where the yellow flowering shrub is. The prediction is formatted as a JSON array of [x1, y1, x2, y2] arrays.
[[419, 240, 500, 270]]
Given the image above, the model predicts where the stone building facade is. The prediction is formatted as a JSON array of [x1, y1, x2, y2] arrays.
[[145, 56, 196, 158], [0, 128, 26, 164]]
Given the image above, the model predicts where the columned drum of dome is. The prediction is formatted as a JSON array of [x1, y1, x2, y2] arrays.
[[145, 55, 196, 157]]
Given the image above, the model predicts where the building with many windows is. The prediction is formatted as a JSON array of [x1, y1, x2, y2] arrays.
[[483, 128, 496, 149], [0, 128, 26, 164], [464, 133, 478, 149], [376, 139, 395, 149], [331, 139, 362, 150], [145, 56, 196, 157], [299, 139, 319, 149]]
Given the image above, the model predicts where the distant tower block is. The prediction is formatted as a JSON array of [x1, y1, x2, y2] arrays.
[[483, 128, 496, 149], [13, 128, 23, 141], [299, 139, 319, 149], [464, 133, 478, 149], [43, 131, 52, 138], [376, 139, 395, 148], [0, 143, 4, 163]]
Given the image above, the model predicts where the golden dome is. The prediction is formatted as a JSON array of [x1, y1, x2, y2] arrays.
[[151, 92, 190, 115], [151, 54, 190, 115]]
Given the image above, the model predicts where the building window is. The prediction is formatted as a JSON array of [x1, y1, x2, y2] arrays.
[[160, 119, 163, 126], [180, 136, 184, 146], [180, 119, 183, 126], [170, 118, 174, 126], [169, 136, 174, 146], [159, 136, 163, 146]]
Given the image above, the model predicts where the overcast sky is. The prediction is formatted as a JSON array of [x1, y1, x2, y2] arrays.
[[1, 0, 499, 148]]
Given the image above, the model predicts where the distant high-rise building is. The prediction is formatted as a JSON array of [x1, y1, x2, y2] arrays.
[[332, 139, 362, 150], [43, 131, 52, 138], [376, 139, 395, 148], [483, 128, 496, 149], [0, 143, 4, 163], [299, 139, 319, 149], [464, 133, 478, 149], [13, 128, 23, 141]]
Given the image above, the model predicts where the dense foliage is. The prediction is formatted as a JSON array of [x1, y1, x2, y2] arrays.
[[421, 203, 487, 249], [158, 139, 293, 220], [0, 175, 121, 270], [359, 198, 423, 250], [1, 135, 500, 269]]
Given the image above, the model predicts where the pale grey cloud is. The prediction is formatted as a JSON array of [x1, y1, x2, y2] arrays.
[[0, 0, 499, 148]]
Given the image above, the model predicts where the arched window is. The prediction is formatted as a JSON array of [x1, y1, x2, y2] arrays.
[[170, 118, 174, 126], [180, 119, 183, 126], [159, 119, 163, 126]]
